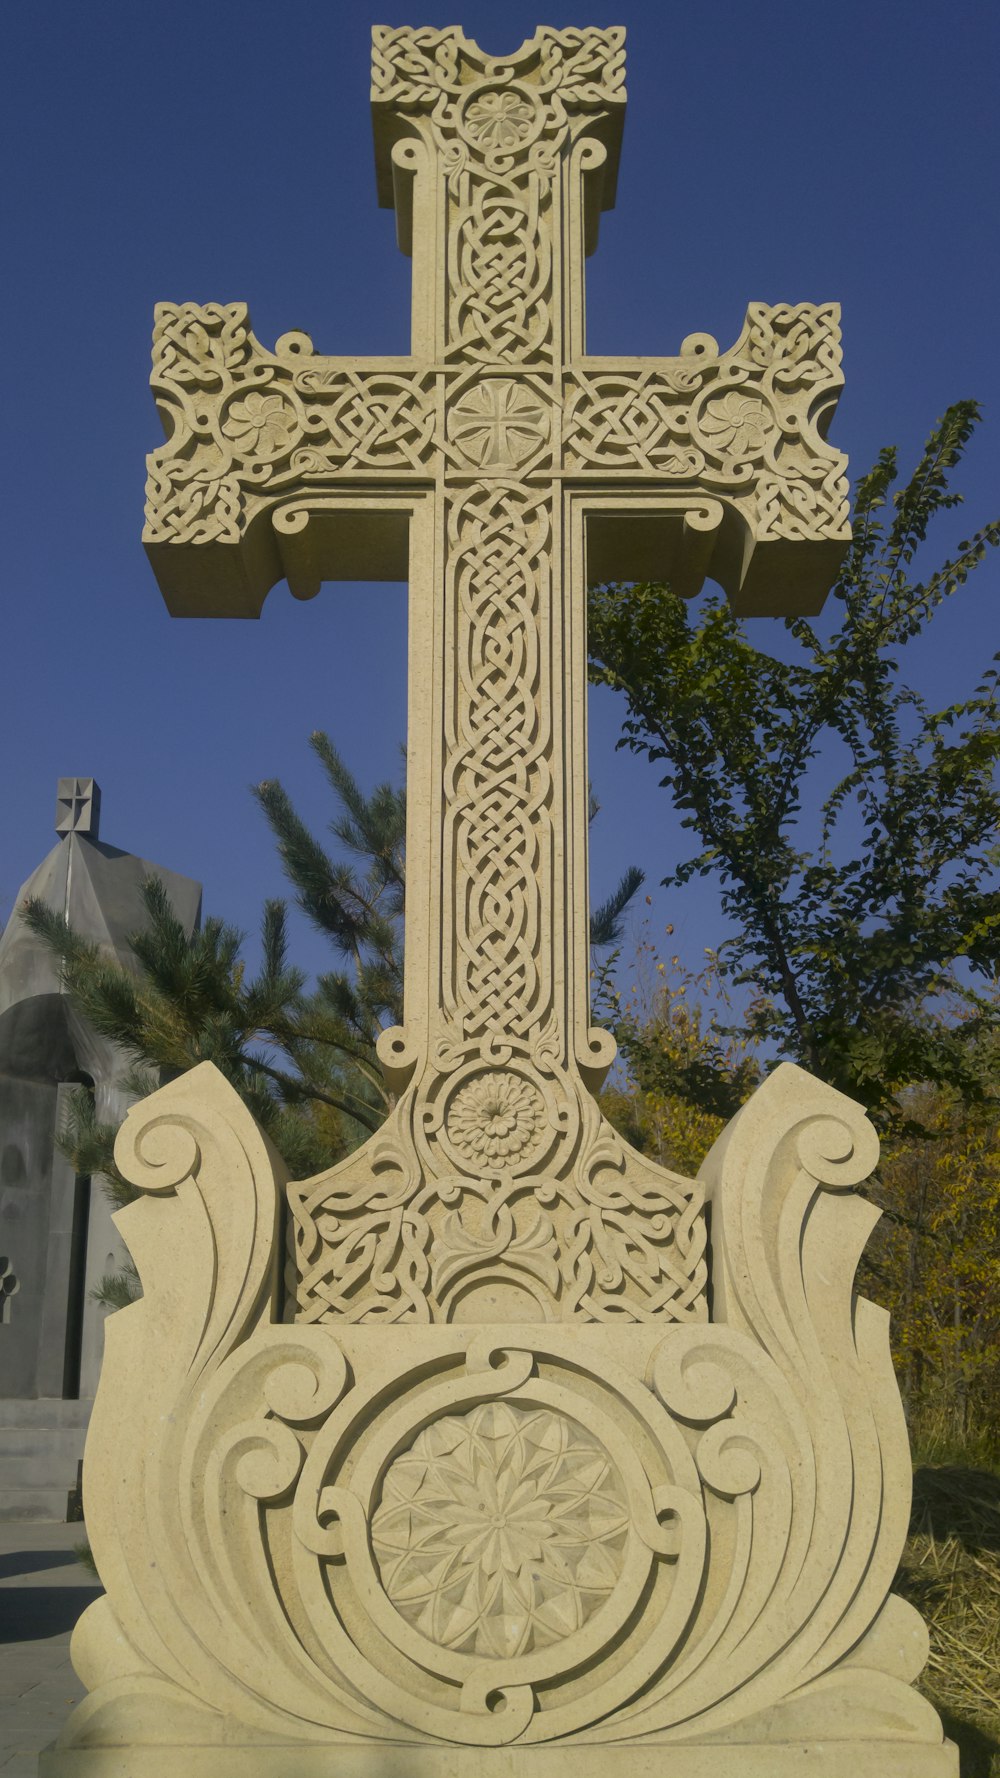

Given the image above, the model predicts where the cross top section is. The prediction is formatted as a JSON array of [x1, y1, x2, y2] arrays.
[[371, 22, 625, 365]]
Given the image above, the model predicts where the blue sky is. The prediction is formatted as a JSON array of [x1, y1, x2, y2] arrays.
[[2, 0, 997, 997]]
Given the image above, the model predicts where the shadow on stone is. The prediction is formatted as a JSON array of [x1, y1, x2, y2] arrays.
[[938, 1708, 1000, 1778], [0, 1584, 101, 1642], [911, 1467, 1000, 1555], [0, 1548, 81, 1582]]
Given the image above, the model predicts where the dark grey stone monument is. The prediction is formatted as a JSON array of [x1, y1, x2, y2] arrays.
[[0, 780, 201, 1518]]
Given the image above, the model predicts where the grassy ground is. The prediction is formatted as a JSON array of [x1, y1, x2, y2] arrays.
[[896, 1464, 1000, 1777]]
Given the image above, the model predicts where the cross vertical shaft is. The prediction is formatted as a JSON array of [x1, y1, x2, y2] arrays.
[[371, 27, 629, 1097]]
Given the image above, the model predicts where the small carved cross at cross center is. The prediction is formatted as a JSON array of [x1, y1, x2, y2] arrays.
[[142, 25, 851, 1327]]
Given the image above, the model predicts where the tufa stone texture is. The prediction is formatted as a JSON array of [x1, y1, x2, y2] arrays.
[[44, 25, 954, 1776]]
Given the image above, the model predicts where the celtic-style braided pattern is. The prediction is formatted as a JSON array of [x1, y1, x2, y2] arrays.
[[373, 26, 626, 368], [562, 302, 851, 542], [371, 25, 625, 111], [143, 305, 436, 544], [743, 300, 845, 389], [444, 482, 551, 1040], [289, 1052, 707, 1327], [144, 28, 847, 1341], [370, 24, 462, 104], [448, 164, 554, 365], [290, 369, 437, 473]]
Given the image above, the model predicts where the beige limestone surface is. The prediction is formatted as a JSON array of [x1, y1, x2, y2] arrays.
[[43, 24, 955, 1778]]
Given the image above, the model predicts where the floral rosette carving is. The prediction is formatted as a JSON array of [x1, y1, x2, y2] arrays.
[[462, 85, 537, 153], [221, 389, 299, 459], [444, 1070, 547, 1171], [698, 387, 777, 462], [372, 1401, 629, 1657]]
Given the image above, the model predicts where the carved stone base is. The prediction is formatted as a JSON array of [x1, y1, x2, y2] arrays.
[[43, 1063, 955, 1777], [39, 1740, 959, 1777]]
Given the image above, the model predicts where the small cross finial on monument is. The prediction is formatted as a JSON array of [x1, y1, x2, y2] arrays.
[[55, 776, 101, 838]]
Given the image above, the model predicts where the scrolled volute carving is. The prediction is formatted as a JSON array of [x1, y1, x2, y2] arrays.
[[111, 1062, 284, 1374]]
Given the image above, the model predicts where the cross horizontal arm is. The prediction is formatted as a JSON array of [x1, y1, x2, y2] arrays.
[[568, 302, 851, 614], [143, 302, 436, 615]]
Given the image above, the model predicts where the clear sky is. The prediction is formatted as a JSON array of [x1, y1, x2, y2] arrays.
[[2, 0, 997, 994]]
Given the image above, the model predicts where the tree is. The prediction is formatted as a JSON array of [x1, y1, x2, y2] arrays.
[[23, 881, 362, 1177], [599, 927, 760, 1178], [588, 403, 1000, 1129], [870, 1037, 1000, 1455], [252, 732, 408, 1131]]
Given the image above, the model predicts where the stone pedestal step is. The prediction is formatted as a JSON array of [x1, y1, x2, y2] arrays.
[[37, 1739, 960, 1777], [0, 1398, 91, 1520]]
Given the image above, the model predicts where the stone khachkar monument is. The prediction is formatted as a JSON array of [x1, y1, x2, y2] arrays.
[[0, 780, 201, 1521], [44, 26, 955, 1776]]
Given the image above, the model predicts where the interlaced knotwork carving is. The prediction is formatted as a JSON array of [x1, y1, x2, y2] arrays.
[[444, 481, 550, 1040], [289, 1050, 707, 1326], [563, 302, 851, 542], [448, 166, 553, 364], [370, 24, 463, 104], [144, 305, 435, 544], [142, 31, 849, 1342], [372, 25, 626, 369], [371, 25, 625, 111], [56, 27, 947, 1775]]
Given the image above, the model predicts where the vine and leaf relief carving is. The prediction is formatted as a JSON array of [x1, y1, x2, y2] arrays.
[[289, 1037, 707, 1324]]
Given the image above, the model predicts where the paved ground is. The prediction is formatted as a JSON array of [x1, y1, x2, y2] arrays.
[[0, 1522, 99, 1776]]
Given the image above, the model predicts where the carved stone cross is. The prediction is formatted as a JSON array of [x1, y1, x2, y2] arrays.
[[144, 25, 851, 1328], [45, 25, 953, 1774]]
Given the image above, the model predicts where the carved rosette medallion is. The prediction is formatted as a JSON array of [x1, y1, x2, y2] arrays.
[[372, 1401, 629, 1657], [58, 1066, 949, 1763], [449, 378, 550, 466], [698, 386, 777, 461], [460, 83, 542, 159], [443, 1069, 547, 1171], [221, 388, 299, 459], [282, 1340, 708, 1739], [57, 15, 952, 1771]]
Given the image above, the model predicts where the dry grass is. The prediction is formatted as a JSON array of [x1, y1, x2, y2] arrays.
[[895, 1465, 1000, 1777]]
